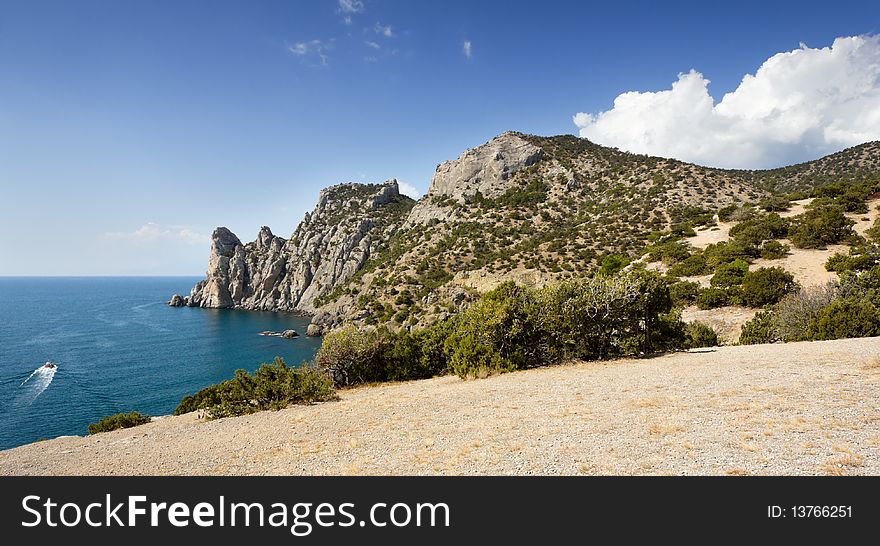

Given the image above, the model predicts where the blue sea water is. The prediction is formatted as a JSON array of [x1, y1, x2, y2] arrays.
[[0, 277, 321, 450]]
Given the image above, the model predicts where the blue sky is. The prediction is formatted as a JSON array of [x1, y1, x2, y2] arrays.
[[1, 0, 878, 275]]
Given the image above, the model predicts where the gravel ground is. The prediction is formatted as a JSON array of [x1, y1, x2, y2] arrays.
[[1, 337, 878, 476]]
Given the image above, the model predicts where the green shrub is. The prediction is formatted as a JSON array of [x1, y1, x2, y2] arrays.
[[824, 245, 879, 273], [445, 281, 545, 378], [717, 204, 739, 222], [740, 267, 797, 308], [696, 287, 731, 310], [597, 254, 630, 277], [788, 207, 856, 249], [643, 239, 692, 265], [88, 411, 151, 434], [838, 266, 880, 307], [667, 253, 710, 277], [806, 298, 880, 340], [703, 240, 756, 267], [866, 218, 880, 242], [729, 213, 789, 247], [175, 358, 335, 418], [759, 240, 789, 259], [669, 280, 701, 306], [758, 196, 791, 212], [710, 259, 750, 288], [686, 321, 718, 348], [314, 328, 388, 387], [738, 311, 778, 345]]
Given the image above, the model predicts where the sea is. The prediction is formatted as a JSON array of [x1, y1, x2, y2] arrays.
[[0, 277, 322, 451]]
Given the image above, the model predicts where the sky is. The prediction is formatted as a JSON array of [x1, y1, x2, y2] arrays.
[[1, 0, 879, 275]]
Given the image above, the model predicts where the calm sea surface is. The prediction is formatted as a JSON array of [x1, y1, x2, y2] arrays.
[[0, 277, 321, 450]]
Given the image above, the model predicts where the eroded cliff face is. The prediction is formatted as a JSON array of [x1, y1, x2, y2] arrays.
[[180, 180, 414, 331]]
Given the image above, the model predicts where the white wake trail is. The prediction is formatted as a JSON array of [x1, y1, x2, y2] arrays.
[[19, 365, 57, 403]]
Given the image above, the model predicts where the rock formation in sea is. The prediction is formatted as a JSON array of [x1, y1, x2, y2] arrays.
[[181, 180, 415, 331]]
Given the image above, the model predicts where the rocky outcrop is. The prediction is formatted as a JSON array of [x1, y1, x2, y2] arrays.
[[167, 294, 186, 307], [180, 180, 415, 329], [406, 131, 544, 225]]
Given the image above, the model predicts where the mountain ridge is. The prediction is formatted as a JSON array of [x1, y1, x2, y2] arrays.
[[172, 132, 880, 334]]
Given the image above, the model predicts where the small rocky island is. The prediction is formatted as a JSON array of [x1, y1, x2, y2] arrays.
[[258, 329, 299, 339]]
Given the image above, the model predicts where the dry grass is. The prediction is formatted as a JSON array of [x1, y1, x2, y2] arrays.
[[822, 453, 864, 476]]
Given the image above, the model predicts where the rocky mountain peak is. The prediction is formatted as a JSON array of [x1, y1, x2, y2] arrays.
[[210, 227, 242, 258], [428, 132, 544, 201]]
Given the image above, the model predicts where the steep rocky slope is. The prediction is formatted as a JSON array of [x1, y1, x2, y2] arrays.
[[174, 132, 880, 333], [176, 182, 414, 329]]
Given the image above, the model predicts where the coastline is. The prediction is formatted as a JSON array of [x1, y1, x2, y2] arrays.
[[3, 336, 877, 476]]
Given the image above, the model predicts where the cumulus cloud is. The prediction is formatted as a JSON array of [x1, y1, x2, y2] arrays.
[[287, 39, 331, 66], [397, 181, 421, 199], [105, 223, 209, 245], [365, 40, 381, 49], [573, 35, 880, 169], [463, 40, 472, 59], [374, 22, 393, 38]]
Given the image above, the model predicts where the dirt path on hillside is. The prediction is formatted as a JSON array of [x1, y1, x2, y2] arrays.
[[2, 337, 878, 476]]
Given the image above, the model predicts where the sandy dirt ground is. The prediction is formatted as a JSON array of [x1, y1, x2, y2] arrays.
[[2, 337, 878, 476]]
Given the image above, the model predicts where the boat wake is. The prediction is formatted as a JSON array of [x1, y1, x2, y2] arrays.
[[18, 364, 57, 404]]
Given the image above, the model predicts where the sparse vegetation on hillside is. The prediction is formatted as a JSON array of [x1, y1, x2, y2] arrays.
[[309, 133, 880, 332], [174, 358, 336, 418], [88, 412, 151, 435]]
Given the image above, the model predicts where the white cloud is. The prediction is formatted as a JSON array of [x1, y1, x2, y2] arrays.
[[365, 40, 381, 49], [463, 40, 472, 59], [397, 181, 421, 199], [338, 0, 364, 25], [573, 35, 880, 169], [374, 22, 393, 38], [338, 0, 364, 14], [105, 223, 210, 245], [287, 39, 331, 66]]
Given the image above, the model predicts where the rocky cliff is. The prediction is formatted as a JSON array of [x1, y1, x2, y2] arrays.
[[176, 180, 414, 332], [174, 131, 880, 334]]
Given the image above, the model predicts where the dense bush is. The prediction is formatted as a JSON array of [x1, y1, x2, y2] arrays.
[[738, 311, 778, 345], [686, 321, 718, 348], [758, 196, 791, 212], [667, 253, 710, 277], [703, 240, 756, 267], [175, 358, 335, 418], [788, 207, 856, 249], [806, 298, 880, 340], [729, 213, 789, 247], [597, 254, 631, 277], [88, 411, 151, 434], [759, 240, 789, 259], [710, 259, 750, 288], [445, 281, 546, 377], [668, 280, 701, 306], [643, 239, 692, 265], [696, 287, 731, 310], [740, 267, 797, 308]]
